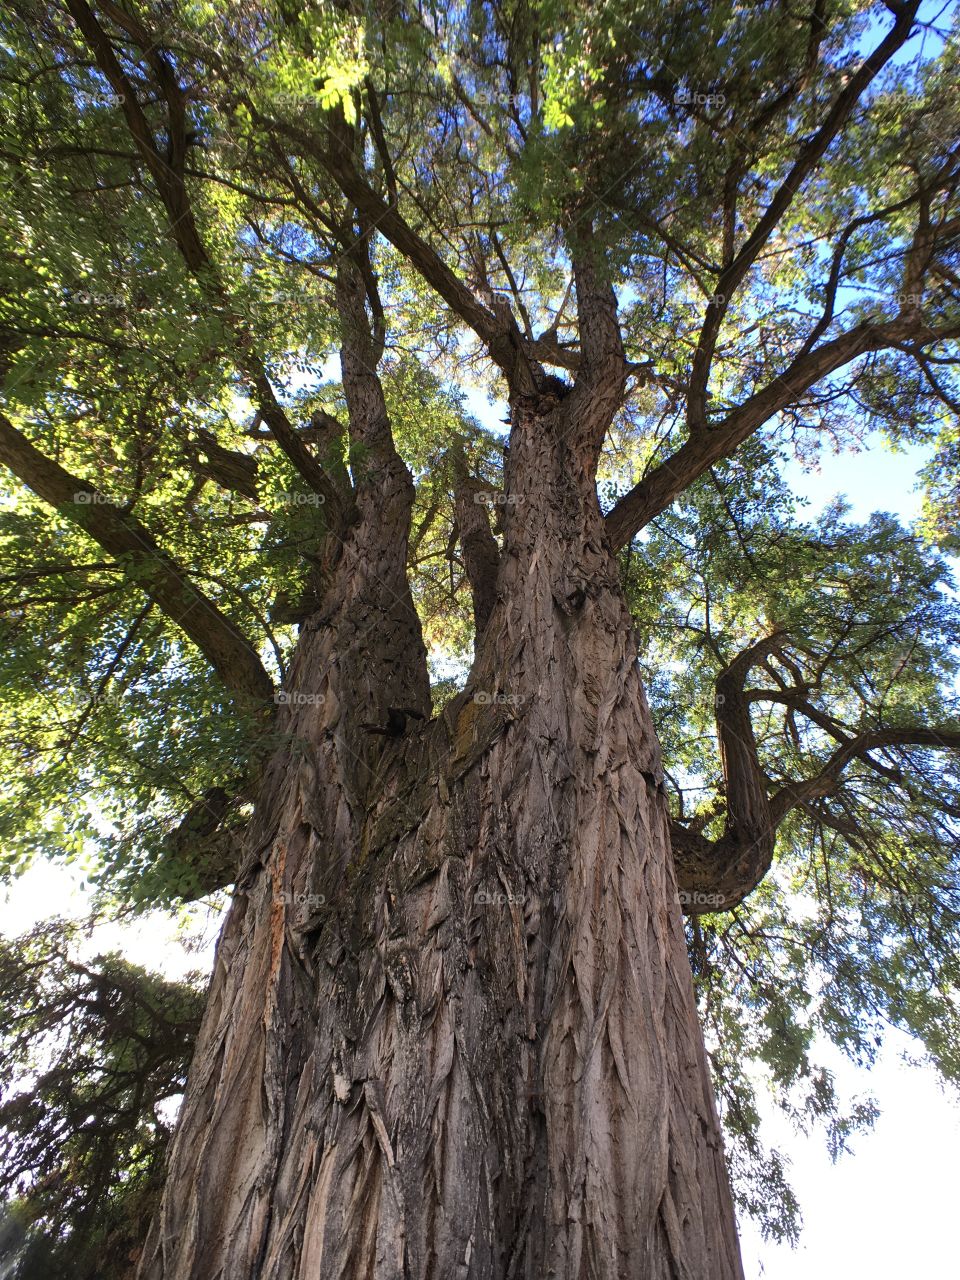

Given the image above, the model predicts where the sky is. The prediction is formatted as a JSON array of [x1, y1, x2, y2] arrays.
[[739, 1028, 960, 1277]]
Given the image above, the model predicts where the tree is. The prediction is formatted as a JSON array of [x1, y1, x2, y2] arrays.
[[0, 0, 958, 1275], [0, 922, 204, 1279]]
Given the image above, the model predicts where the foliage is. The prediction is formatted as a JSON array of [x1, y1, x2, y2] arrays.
[[0, 921, 204, 1279]]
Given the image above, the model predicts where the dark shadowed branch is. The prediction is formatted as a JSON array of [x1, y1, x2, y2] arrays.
[[0, 410, 274, 706], [671, 628, 960, 912]]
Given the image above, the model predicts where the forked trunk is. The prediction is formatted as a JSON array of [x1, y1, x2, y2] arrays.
[[138, 406, 744, 1279]]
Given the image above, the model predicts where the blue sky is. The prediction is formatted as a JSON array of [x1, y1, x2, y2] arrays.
[[785, 435, 932, 522]]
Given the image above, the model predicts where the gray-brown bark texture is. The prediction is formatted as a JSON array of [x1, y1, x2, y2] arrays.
[[137, 381, 744, 1277]]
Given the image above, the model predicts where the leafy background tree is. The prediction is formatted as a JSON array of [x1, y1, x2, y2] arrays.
[[0, 921, 204, 1278], [0, 0, 957, 1273]]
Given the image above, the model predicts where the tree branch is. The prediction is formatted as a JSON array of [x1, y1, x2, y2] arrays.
[[671, 630, 785, 913], [0, 411, 274, 707], [563, 237, 627, 462], [606, 313, 960, 549], [451, 460, 500, 640], [264, 109, 573, 386], [187, 429, 259, 502], [63, 0, 208, 271], [64, 3, 348, 519], [671, 629, 960, 913], [769, 725, 960, 825], [685, 0, 922, 433]]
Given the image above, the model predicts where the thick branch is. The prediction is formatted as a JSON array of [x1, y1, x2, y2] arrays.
[[335, 253, 397, 466], [563, 241, 627, 462], [188, 429, 258, 501], [297, 117, 521, 372], [163, 786, 250, 898], [685, 0, 922, 431], [452, 466, 501, 639], [671, 629, 960, 912], [267, 111, 572, 386], [65, 6, 347, 519], [64, 0, 208, 271], [248, 370, 350, 518], [0, 411, 274, 707], [329, 251, 431, 718], [606, 313, 959, 549], [769, 726, 960, 824], [671, 631, 785, 913]]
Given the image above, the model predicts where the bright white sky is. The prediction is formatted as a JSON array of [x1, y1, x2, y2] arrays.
[[1, 429, 957, 1277], [739, 1030, 960, 1277]]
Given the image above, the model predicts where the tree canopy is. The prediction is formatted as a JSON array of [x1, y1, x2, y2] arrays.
[[0, 0, 958, 1266]]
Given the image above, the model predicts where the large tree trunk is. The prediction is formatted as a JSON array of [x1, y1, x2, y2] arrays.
[[137, 403, 744, 1279]]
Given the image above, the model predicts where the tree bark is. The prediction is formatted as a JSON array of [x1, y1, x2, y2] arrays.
[[137, 403, 744, 1279]]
